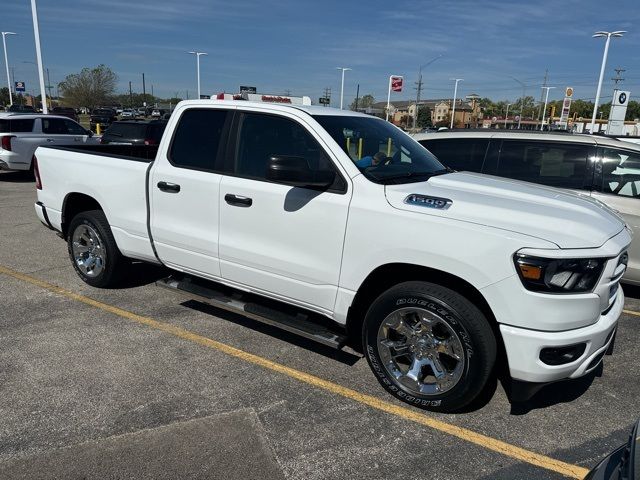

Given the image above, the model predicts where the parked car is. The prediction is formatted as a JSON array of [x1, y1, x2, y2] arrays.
[[33, 101, 628, 412], [586, 418, 638, 479], [137, 107, 147, 117], [151, 108, 166, 118], [100, 120, 167, 145], [89, 108, 117, 130], [414, 130, 640, 285], [120, 109, 135, 119], [0, 114, 97, 172], [7, 104, 36, 113], [51, 106, 79, 122]]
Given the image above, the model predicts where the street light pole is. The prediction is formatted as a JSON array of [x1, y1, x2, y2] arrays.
[[336, 67, 351, 109], [188, 51, 207, 99], [413, 54, 443, 129], [504, 103, 510, 128], [510, 76, 526, 129], [30, 0, 48, 114], [590, 30, 625, 134], [540, 86, 556, 131], [1, 32, 16, 106], [449, 78, 463, 129]]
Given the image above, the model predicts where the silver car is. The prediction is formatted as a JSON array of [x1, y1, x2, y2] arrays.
[[413, 130, 640, 284]]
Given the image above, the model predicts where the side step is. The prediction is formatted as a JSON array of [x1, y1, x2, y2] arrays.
[[156, 275, 349, 350]]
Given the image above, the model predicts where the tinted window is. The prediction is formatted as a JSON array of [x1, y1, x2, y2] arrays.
[[596, 148, 640, 197], [313, 115, 444, 184], [235, 113, 343, 187], [497, 140, 590, 189], [105, 123, 147, 139], [147, 123, 167, 142], [420, 138, 489, 172], [0, 119, 35, 133], [169, 109, 228, 170], [93, 109, 114, 116], [63, 119, 86, 135], [42, 118, 69, 134]]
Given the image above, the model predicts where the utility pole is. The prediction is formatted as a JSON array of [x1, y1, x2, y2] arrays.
[[46, 67, 52, 108], [142, 72, 146, 105], [322, 87, 331, 108], [413, 74, 424, 129], [283, 89, 291, 96], [129, 81, 133, 108], [354, 84, 359, 110], [537, 69, 548, 122], [612, 67, 625, 85]]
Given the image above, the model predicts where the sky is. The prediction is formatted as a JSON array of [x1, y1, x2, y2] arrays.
[[2, 0, 640, 108]]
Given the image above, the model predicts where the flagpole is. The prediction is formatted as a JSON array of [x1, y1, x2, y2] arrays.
[[386, 75, 392, 121]]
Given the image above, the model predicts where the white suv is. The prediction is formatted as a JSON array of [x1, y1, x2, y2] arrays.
[[0, 114, 97, 172]]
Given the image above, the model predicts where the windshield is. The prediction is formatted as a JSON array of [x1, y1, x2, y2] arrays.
[[313, 114, 446, 184]]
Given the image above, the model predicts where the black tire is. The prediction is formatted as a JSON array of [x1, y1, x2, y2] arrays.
[[363, 281, 496, 413], [67, 210, 128, 288]]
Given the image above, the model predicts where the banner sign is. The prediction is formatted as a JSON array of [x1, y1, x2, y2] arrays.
[[15, 81, 25, 92], [391, 76, 403, 92], [240, 85, 257, 94], [607, 89, 630, 135]]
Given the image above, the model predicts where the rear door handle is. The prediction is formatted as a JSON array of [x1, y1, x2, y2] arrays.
[[46, 138, 55, 142], [224, 193, 252, 207], [157, 181, 181, 193]]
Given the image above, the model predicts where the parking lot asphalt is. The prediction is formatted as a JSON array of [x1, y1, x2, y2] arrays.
[[1, 170, 639, 480]]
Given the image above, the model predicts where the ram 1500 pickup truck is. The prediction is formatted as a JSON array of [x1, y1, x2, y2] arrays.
[[33, 100, 631, 412]]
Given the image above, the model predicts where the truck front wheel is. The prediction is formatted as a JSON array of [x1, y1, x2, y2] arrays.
[[363, 281, 496, 412], [67, 210, 128, 288]]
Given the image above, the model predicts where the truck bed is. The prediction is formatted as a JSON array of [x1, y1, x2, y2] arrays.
[[34, 145, 158, 262]]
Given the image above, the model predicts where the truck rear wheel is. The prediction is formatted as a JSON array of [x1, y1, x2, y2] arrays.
[[67, 210, 127, 288], [363, 281, 496, 412]]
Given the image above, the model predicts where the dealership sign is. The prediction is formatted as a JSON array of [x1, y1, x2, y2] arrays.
[[607, 89, 631, 135], [391, 76, 403, 92], [15, 81, 25, 92]]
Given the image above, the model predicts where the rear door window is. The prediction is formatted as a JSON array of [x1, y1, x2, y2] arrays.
[[419, 138, 489, 172], [63, 119, 87, 135], [497, 140, 591, 189], [595, 148, 640, 197], [42, 118, 69, 134], [169, 109, 229, 171]]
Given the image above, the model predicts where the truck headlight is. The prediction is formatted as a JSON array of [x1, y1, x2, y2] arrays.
[[514, 254, 606, 293]]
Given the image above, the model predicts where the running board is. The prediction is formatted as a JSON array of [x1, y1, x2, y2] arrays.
[[156, 275, 349, 350]]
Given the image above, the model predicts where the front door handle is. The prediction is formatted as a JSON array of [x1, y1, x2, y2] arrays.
[[224, 193, 252, 207], [46, 138, 55, 142], [157, 181, 181, 193]]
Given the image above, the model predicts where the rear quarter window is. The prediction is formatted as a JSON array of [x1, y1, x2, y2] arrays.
[[0, 119, 35, 133]]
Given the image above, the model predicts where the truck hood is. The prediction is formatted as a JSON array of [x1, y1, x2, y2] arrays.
[[384, 172, 625, 249]]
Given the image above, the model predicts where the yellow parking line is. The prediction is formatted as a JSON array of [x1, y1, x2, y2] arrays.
[[623, 309, 640, 317], [0, 264, 589, 479]]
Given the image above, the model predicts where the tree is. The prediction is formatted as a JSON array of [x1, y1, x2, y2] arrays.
[[58, 64, 117, 108], [416, 105, 432, 128], [0, 87, 9, 107], [350, 94, 375, 111]]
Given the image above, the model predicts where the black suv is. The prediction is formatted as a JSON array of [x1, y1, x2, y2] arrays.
[[51, 106, 79, 122], [100, 120, 167, 145], [89, 108, 117, 131]]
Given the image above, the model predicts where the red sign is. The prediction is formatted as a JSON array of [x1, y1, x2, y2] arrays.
[[261, 95, 292, 103], [391, 76, 403, 92]]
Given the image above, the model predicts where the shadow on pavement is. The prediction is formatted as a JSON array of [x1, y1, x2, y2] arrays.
[[0, 171, 34, 183], [117, 262, 170, 289], [507, 364, 601, 415], [621, 283, 640, 299], [181, 299, 363, 366]]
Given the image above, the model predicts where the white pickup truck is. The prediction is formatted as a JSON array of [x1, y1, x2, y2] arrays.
[[33, 100, 630, 412]]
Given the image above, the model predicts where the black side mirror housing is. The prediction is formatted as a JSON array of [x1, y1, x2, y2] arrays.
[[267, 155, 335, 189]]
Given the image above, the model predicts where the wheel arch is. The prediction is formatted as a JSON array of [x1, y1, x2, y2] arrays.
[[61, 192, 105, 239], [345, 263, 506, 367]]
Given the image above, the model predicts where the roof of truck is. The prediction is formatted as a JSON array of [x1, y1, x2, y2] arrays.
[[175, 99, 372, 118]]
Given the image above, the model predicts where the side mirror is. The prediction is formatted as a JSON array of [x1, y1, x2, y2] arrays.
[[86, 129, 94, 137], [267, 155, 335, 189]]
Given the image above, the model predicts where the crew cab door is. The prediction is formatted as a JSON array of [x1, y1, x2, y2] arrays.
[[218, 110, 351, 313], [149, 107, 232, 277]]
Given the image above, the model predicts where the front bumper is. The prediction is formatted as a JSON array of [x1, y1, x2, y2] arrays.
[[500, 287, 623, 383]]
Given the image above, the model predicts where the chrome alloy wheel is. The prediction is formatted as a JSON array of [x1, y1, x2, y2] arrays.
[[71, 224, 106, 278], [376, 307, 466, 396]]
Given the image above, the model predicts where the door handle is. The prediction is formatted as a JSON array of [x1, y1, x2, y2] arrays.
[[46, 138, 55, 142], [224, 193, 252, 207], [157, 181, 181, 193]]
